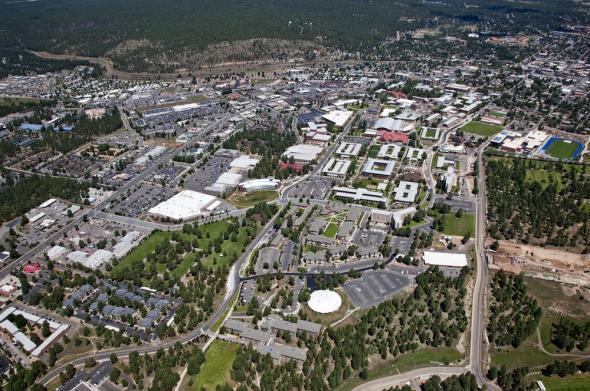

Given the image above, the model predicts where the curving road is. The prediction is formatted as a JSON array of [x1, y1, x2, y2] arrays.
[[38, 208, 279, 385], [352, 366, 468, 391]]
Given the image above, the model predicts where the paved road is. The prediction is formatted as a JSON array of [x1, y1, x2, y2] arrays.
[[352, 366, 468, 391], [0, 119, 227, 280], [469, 139, 500, 390], [38, 200, 279, 386]]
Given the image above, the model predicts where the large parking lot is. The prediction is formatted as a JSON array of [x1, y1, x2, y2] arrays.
[[108, 183, 176, 217], [183, 155, 235, 192], [284, 175, 333, 199], [353, 228, 385, 247], [343, 270, 410, 308]]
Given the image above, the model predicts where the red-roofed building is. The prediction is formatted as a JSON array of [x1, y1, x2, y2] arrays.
[[226, 92, 242, 101], [279, 161, 303, 174], [385, 91, 407, 99], [378, 131, 409, 144], [23, 263, 41, 274]]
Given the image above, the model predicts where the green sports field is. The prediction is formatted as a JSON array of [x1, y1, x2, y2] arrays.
[[461, 121, 503, 136], [544, 139, 579, 159]]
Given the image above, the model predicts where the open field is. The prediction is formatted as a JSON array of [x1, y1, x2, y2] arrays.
[[442, 213, 475, 237], [490, 332, 565, 370], [532, 374, 590, 390], [461, 121, 503, 137], [190, 340, 238, 390], [336, 347, 463, 391], [229, 190, 278, 208]]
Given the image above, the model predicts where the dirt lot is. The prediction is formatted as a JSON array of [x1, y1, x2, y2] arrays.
[[491, 240, 590, 286]]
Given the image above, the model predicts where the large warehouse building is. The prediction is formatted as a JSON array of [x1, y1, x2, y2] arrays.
[[149, 190, 219, 221]]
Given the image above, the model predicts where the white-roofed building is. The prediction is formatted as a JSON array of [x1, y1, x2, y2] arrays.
[[332, 187, 387, 204], [39, 198, 56, 208], [423, 251, 469, 267], [149, 190, 218, 221], [230, 155, 260, 170], [283, 144, 323, 163], [112, 231, 141, 258], [377, 144, 402, 160], [238, 178, 279, 193], [85, 250, 113, 269], [47, 245, 67, 261], [393, 181, 419, 203], [336, 142, 362, 157], [362, 158, 395, 178], [322, 158, 351, 177], [322, 110, 353, 127], [308, 290, 342, 314], [67, 251, 88, 264]]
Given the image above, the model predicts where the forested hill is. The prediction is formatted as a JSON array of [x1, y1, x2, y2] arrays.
[[0, 0, 587, 72]]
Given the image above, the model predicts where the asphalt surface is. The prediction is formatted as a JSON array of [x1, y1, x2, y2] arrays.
[[343, 270, 410, 308]]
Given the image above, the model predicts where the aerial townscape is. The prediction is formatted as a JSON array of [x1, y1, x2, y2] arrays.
[[0, 1, 590, 391]]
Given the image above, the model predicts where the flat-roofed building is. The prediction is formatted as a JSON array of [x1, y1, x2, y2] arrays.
[[336, 142, 362, 157], [322, 158, 351, 177], [371, 209, 392, 226], [149, 190, 218, 221], [392, 207, 416, 228], [362, 158, 395, 178], [333, 186, 387, 204], [423, 251, 468, 267], [377, 144, 402, 160], [393, 181, 419, 203], [283, 144, 323, 162]]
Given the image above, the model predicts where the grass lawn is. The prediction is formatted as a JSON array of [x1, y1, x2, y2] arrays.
[[532, 374, 590, 390], [545, 139, 579, 159], [490, 111, 506, 118], [407, 218, 428, 229], [368, 145, 380, 158], [491, 333, 562, 370], [229, 190, 278, 208], [323, 222, 338, 238], [424, 128, 439, 139], [461, 121, 503, 137], [442, 213, 475, 237], [353, 177, 381, 188], [111, 220, 248, 280], [190, 340, 238, 390], [187, 95, 208, 103], [336, 347, 463, 391]]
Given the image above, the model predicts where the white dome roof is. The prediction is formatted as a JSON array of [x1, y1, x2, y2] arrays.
[[308, 290, 342, 314]]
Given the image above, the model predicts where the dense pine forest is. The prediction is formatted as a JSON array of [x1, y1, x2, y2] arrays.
[[1, 0, 588, 73], [486, 157, 590, 252]]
